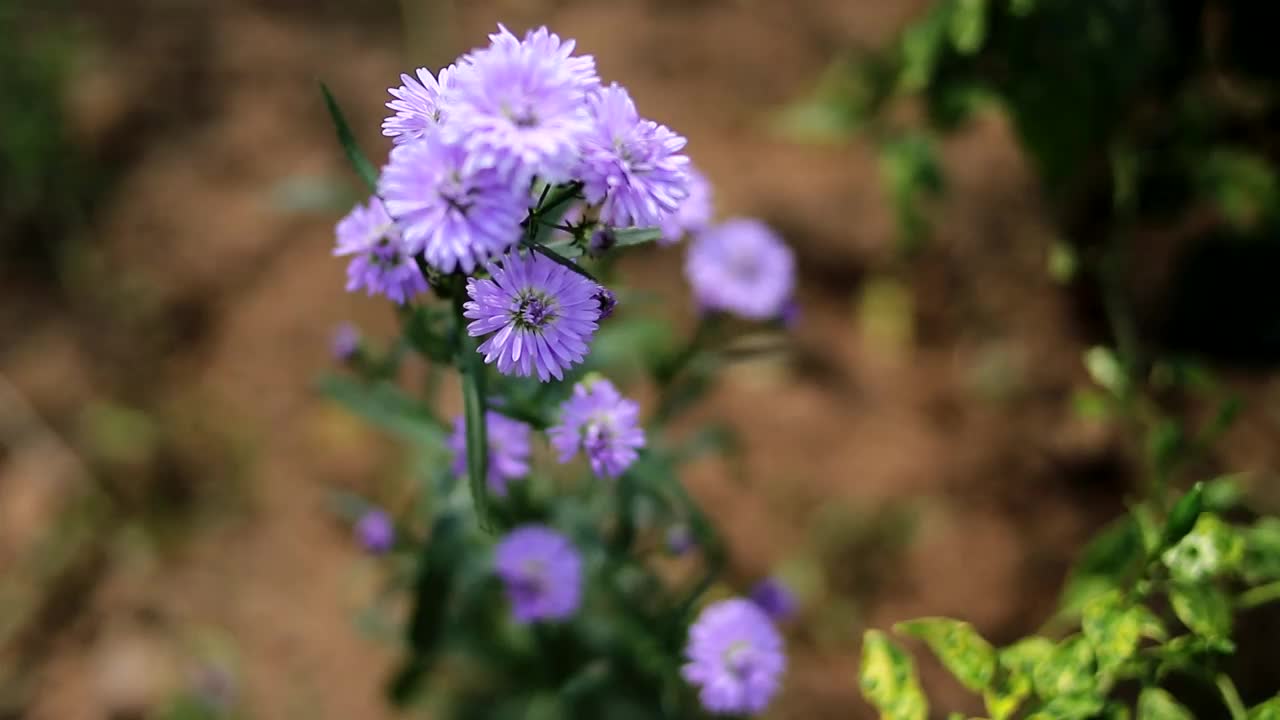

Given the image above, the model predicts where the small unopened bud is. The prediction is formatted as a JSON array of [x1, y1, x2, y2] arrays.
[[594, 286, 617, 320], [587, 228, 617, 257]]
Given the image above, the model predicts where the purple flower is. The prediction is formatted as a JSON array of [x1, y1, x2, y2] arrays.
[[447, 411, 532, 496], [659, 165, 713, 244], [685, 218, 795, 320], [593, 286, 617, 320], [379, 134, 528, 274], [449, 25, 598, 183], [749, 577, 798, 622], [330, 323, 360, 362], [382, 65, 456, 145], [578, 84, 690, 228], [666, 523, 695, 556], [464, 251, 602, 381], [334, 196, 429, 304], [356, 509, 395, 554], [493, 524, 583, 623], [682, 598, 786, 715], [548, 377, 645, 478]]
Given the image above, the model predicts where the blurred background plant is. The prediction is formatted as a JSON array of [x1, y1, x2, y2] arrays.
[[1, 0, 1279, 718]]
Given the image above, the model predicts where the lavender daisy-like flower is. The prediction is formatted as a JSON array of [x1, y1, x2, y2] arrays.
[[749, 577, 798, 622], [382, 65, 455, 144], [379, 134, 528, 273], [355, 509, 395, 554], [334, 196, 429, 304], [659, 165, 712, 244], [682, 598, 786, 716], [548, 377, 645, 478], [330, 323, 360, 362], [447, 411, 532, 496], [578, 83, 690, 228], [493, 524, 583, 623], [448, 25, 598, 182], [685, 218, 795, 320], [464, 251, 603, 381]]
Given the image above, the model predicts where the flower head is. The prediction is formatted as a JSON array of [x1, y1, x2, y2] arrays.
[[334, 196, 428, 304], [493, 524, 583, 623], [685, 218, 795, 320], [659, 165, 712, 244], [447, 411, 532, 496], [548, 377, 645, 478], [382, 65, 456, 144], [450, 25, 598, 183], [579, 84, 690, 228], [666, 523, 695, 556], [464, 251, 603, 381], [355, 509, 395, 554], [330, 323, 361, 362], [682, 598, 786, 715], [379, 134, 529, 273], [749, 577, 798, 622]]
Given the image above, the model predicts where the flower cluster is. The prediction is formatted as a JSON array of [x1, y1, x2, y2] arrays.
[[329, 24, 801, 719]]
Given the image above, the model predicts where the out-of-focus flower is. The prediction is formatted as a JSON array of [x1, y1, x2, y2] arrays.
[[330, 323, 361, 362], [659, 165, 712, 244], [548, 377, 645, 478], [382, 65, 456, 144], [682, 598, 786, 715], [447, 411, 532, 496], [333, 196, 428, 304], [578, 84, 690, 228], [685, 218, 795, 320], [379, 134, 528, 274], [355, 509, 395, 554], [666, 523, 695, 556], [749, 577, 798, 622], [493, 524, 583, 623], [464, 251, 602, 381]]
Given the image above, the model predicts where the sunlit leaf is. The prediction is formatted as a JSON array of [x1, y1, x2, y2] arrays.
[[860, 630, 929, 720], [1138, 688, 1194, 720], [895, 617, 996, 692], [1170, 582, 1232, 640]]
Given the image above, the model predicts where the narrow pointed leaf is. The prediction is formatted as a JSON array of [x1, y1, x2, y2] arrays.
[[319, 81, 379, 194]]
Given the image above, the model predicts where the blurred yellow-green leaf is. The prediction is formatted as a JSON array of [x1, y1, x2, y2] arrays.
[[895, 617, 996, 693], [860, 630, 928, 720]]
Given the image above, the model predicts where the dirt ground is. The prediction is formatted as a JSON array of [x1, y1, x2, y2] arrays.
[[3, 1, 1278, 718]]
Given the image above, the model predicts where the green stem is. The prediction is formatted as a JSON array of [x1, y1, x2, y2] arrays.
[[1216, 673, 1248, 720], [1237, 579, 1280, 609], [453, 282, 493, 531]]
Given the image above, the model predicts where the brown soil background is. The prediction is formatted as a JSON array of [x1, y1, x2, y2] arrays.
[[3, 1, 1279, 718]]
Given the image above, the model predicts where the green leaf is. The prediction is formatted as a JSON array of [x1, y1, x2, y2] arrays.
[[456, 289, 493, 532], [316, 374, 445, 444], [897, 3, 952, 91], [319, 82, 379, 194], [1033, 693, 1107, 720], [1138, 688, 1194, 720], [1031, 636, 1095, 700], [1197, 148, 1279, 231], [1163, 482, 1205, 547], [1082, 591, 1149, 673], [860, 630, 928, 720], [949, 0, 988, 54], [895, 617, 996, 692], [614, 227, 663, 248], [1060, 516, 1144, 617], [1162, 513, 1245, 583], [1244, 518, 1280, 583], [984, 667, 1032, 720], [389, 514, 464, 705], [402, 305, 454, 363], [1170, 582, 1232, 639], [1083, 346, 1127, 396], [1249, 697, 1280, 720]]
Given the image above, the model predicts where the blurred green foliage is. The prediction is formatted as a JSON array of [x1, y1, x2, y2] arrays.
[[0, 0, 101, 273], [786, 0, 1280, 361]]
